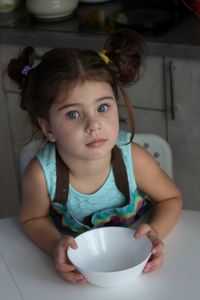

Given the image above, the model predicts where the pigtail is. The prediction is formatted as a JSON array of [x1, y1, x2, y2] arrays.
[[104, 28, 146, 85], [7, 46, 35, 90], [103, 29, 145, 140], [7, 46, 41, 137], [7, 46, 36, 115]]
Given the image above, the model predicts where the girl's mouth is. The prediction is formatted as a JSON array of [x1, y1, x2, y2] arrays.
[[86, 139, 106, 148]]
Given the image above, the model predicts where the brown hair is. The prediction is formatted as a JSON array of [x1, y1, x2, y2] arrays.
[[7, 29, 145, 139]]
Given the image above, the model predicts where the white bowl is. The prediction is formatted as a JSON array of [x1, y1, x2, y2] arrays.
[[26, 0, 79, 20], [67, 227, 152, 287]]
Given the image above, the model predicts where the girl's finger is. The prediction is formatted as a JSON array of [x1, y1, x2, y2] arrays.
[[67, 236, 78, 249], [134, 224, 158, 241], [58, 236, 78, 250], [60, 271, 87, 284], [134, 223, 151, 238], [152, 239, 164, 254], [55, 261, 76, 273], [54, 236, 78, 265], [144, 252, 164, 272]]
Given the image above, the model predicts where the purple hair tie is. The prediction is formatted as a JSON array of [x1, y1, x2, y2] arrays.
[[21, 65, 32, 76]]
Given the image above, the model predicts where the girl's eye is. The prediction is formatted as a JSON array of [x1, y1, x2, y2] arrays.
[[66, 111, 80, 119], [97, 104, 109, 113]]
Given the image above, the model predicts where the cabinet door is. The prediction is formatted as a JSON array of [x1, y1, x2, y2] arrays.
[[165, 57, 200, 210], [0, 47, 20, 218], [0, 44, 48, 218], [119, 105, 166, 138], [119, 56, 167, 138], [6, 93, 33, 175], [127, 56, 166, 110]]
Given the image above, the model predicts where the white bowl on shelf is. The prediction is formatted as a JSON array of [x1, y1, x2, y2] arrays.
[[67, 227, 152, 288], [26, 0, 79, 20]]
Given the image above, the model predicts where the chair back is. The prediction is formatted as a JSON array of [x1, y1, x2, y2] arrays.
[[134, 134, 173, 178]]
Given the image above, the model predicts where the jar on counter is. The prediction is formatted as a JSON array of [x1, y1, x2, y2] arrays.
[[0, 0, 21, 13]]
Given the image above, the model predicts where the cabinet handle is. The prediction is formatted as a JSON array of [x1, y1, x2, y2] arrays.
[[169, 61, 176, 120]]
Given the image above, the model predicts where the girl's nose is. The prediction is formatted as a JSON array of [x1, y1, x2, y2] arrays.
[[85, 116, 101, 133]]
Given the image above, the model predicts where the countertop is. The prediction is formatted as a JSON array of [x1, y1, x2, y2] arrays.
[[1, 4, 200, 59], [0, 210, 200, 300]]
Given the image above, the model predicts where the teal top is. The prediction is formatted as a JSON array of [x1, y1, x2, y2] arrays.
[[37, 130, 149, 233]]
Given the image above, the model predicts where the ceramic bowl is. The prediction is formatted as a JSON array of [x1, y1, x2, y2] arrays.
[[26, 0, 79, 20], [67, 226, 152, 287]]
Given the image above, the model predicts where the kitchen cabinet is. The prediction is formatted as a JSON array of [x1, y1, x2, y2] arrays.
[[114, 55, 200, 211], [165, 57, 200, 211], [119, 56, 167, 138], [0, 44, 48, 218], [0, 45, 20, 218]]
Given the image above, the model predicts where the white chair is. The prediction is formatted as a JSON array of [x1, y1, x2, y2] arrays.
[[134, 133, 173, 178]]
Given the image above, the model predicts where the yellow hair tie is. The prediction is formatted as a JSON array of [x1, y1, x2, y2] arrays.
[[98, 49, 110, 64]]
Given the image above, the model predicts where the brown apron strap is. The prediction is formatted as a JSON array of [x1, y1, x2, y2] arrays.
[[53, 150, 69, 205], [112, 146, 130, 202]]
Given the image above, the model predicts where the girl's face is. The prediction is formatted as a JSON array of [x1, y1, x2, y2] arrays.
[[42, 80, 119, 163]]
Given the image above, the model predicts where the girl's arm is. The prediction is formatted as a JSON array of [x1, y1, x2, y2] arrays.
[[20, 158, 62, 255], [20, 158, 86, 284], [132, 143, 182, 240]]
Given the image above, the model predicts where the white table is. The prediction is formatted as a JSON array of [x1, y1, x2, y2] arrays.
[[0, 210, 199, 300]]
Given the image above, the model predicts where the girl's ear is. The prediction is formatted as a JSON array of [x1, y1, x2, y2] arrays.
[[37, 118, 56, 142]]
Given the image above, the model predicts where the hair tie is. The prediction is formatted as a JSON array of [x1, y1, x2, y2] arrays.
[[21, 65, 32, 76], [98, 49, 110, 64]]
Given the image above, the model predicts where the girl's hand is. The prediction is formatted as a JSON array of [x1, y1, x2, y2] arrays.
[[134, 223, 164, 273], [54, 236, 87, 284]]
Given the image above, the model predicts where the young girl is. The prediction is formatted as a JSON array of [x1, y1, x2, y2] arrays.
[[7, 29, 182, 285]]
